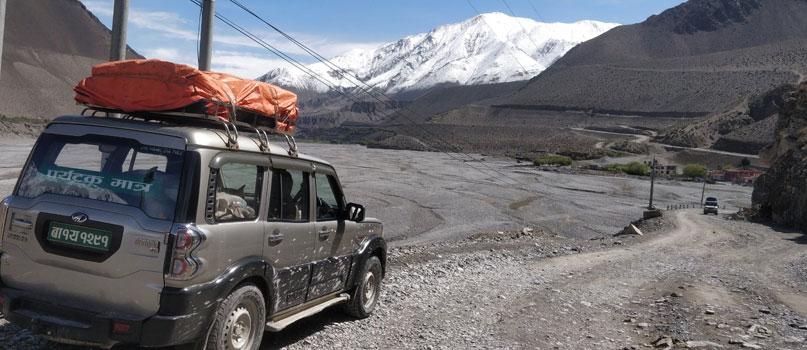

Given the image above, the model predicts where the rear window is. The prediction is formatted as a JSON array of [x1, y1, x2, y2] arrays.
[[16, 133, 185, 220]]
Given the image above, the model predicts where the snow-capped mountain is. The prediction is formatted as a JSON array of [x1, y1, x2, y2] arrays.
[[259, 12, 619, 94]]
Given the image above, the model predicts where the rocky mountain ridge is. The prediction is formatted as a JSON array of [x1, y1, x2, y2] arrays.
[[259, 12, 617, 94], [501, 0, 807, 116], [753, 81, 807, 232], [656, 84, 796, 153], [0, 0, 141, 119]]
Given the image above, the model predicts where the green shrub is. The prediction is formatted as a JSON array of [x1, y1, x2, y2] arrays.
[[683, 164, 708, 178], [603, 164, 624, 173], [623, 161, 651, 176], [604, 150, 627, 158], [533, 154, 573, 166], [739, 157, 751, 168], [602, 162, 650, 176]]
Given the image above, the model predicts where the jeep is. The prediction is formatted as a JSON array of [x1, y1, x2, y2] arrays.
[[0, 115, 386, 349]]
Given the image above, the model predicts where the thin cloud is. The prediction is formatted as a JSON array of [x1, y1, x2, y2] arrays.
[[212, 51, 296, 79], [79, 0, 384, 76]]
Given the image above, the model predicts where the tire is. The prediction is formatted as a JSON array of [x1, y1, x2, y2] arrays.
[[205, 284, 266, 350], [343, 256, 383, 319]]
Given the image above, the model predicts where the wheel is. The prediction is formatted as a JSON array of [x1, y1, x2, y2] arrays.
[[205, 284, 266, 350], [343, 256, 382, 318]]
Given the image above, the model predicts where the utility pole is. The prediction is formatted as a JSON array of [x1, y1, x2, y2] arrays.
[[700, 178, 707, 205], [0, 0, 7, 81], [648, 157, 657, 210], [109, 0, 129, 61], [199, 0, 215, 71]]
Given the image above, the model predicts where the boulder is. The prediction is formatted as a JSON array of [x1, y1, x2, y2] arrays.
[[752, 82, 807, 232]]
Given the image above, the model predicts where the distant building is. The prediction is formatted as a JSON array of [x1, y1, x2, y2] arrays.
[[643, 161, 678, 176], [708, 169, 764, 184]]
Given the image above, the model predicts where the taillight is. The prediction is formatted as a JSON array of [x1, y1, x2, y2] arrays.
[[167, 225, 204, 281]]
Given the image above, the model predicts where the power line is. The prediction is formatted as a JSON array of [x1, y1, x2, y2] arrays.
[[229, 0, 371, 90], [526, 0, 546, 22], [464, 0, 529, 75], [188, 0, 363, 105], [499, 0, 545, 57], [228, 0, 530, 187], [189, 0, 524, 187]]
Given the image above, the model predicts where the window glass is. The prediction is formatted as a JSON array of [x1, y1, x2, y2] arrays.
[[315, 173, 343, 221], [268, 169, 310, 222], [122, 150, 169, 172], [54, 144, 104, 172], [17, 134, 185, 220], [215, 163, 262, 222]]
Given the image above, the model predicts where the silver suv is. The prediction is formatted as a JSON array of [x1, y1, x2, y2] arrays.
[[0, 115, 385, 349], [703, 197, 719, 215]]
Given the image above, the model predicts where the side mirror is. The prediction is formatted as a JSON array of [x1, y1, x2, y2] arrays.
[[344, 203, 365, 222]]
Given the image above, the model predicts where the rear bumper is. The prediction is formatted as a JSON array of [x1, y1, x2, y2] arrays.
[[0, 287, 211, 348], [703, 207, 719, 213]]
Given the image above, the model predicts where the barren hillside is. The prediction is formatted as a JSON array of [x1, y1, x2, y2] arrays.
[[503, 0, 807, 115], [0, 0, 141, 119]]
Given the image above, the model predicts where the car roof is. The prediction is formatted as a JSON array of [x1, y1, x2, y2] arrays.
[[48, 116, 332, 167]]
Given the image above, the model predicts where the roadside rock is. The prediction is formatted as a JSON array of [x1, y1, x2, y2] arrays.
[[753, 81, 807, 232], [685, 340, 723, 348], [653, 335, 674, 348], [616, 223, 644, 236]]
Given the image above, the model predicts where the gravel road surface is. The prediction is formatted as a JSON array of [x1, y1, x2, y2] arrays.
[[0, 141, 791, 350], [0, 141, 753, 244], [262, 210, 806, 349], [302, 143, 752, 244]]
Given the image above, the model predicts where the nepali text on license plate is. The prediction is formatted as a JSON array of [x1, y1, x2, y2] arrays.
[[47, 222, 111, 252]]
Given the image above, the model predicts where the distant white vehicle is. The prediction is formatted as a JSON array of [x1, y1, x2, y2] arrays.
[[703, 197, 719, 215]]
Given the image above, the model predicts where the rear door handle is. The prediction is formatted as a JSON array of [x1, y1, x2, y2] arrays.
[[318, 227, 335, 240]]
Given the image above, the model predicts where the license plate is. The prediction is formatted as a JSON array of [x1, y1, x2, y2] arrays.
[[47, 222, 111, 252]]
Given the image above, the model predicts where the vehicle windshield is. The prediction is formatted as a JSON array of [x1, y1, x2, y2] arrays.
[[16, 133, 185, 220]]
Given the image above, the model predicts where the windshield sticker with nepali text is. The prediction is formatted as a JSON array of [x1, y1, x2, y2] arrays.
[[43, 166, 158, 194]]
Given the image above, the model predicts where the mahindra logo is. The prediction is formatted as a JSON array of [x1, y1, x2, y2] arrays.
[[71, 212, 89, 224]]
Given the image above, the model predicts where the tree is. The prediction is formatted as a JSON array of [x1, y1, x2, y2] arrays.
[[740, 157, 751, 168], [683, 164, 708, 178], [534, 154, 572, 167], [623, 161, 650, 176]]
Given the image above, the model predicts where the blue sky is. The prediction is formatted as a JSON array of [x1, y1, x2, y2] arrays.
[[81, 0, 685, 78]]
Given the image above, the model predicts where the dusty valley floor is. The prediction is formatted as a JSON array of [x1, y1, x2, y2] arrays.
[[0, 141, 802, 349]]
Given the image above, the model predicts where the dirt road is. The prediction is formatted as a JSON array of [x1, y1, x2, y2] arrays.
[[0, 210, 803, 349], [263, 210, 806, 349], [572, 127, 761, 159]]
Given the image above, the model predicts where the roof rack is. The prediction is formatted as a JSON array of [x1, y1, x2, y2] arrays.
[[79, 104, 299, 157]]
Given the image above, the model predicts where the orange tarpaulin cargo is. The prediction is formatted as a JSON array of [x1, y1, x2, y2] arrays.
[[74, 59, 299, 134]]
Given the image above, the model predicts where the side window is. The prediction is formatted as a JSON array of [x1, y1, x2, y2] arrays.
[[268, 169, 310, 222], [215, 163, 263, 222], [315, 173, 343, 221]]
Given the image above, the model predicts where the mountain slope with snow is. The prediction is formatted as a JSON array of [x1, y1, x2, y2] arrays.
[[259, 12, 618, 93]]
